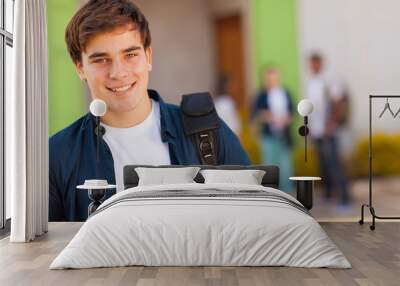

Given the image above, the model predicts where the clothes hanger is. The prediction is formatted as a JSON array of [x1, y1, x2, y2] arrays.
[[378, 97, 395, 118]]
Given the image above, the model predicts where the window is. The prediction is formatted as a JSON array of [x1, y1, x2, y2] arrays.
[[1, 0, 14, 232]]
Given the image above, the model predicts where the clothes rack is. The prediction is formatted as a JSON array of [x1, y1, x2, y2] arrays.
[[359, 95, 400, 230]]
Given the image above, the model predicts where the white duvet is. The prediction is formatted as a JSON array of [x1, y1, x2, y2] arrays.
[[50, 183, 351, 269]]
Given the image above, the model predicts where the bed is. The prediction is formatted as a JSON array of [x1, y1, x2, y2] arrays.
[[50, 165, 351, 269]]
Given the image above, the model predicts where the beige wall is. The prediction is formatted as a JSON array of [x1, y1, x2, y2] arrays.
[[134, 0, 216, 104]]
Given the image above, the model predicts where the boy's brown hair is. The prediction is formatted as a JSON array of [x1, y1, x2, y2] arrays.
[[65, 0, 151, 64]]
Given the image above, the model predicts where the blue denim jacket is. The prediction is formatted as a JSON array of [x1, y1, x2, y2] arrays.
[[49, 90, 250, 221]]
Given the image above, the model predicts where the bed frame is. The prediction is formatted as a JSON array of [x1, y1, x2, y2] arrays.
[[123, 165, 280, 190]]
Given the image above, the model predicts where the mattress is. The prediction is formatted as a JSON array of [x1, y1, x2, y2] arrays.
[[50, 183, 351, 269]]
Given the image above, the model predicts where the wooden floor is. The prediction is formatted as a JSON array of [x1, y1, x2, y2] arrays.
[[311, 176, 400, 221], [0, 222, 399, 286]]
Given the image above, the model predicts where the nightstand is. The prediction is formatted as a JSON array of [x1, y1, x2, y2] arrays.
[[77, 181, 116, 216]]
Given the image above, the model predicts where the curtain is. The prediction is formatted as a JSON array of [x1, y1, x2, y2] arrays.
[[7, 0, 49, 242]]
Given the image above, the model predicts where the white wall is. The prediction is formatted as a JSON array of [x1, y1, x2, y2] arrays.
[[134, 0, 216, 104], [298, 0, 400, 144]]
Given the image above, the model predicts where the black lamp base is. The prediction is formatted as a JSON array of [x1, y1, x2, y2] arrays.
[[88, 189, 106, 216], [295, 181, 313, 210]]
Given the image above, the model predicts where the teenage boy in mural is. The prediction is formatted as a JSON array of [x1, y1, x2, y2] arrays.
[[49, 0, 250, 222]]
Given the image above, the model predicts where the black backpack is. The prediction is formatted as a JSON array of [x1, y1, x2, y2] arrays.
[[180, 92, 220, 165]]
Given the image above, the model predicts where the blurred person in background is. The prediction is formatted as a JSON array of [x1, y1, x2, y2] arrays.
[[307, 53, 350, 206], [214, 74, 241, 136], [252, 67, 294, 193]]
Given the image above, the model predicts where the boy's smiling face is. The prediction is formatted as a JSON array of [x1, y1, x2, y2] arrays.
[[75, 24, 152, 114]]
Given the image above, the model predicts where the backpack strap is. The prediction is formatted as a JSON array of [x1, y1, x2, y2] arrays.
[[180, 92, 220, 165]]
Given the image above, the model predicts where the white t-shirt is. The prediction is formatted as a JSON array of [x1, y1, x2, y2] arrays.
[[307, 74, 329, 138], [102, 99, 171, 192], [268, 87, 289, 132]]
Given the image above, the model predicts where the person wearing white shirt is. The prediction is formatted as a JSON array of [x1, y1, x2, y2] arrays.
[[49, 0, 250, 221], [214, 74, 241, 136], [306, 53, 349, 205], [252, 67, 294, 193]]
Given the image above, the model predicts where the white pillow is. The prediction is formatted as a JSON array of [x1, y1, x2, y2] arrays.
[[200, 169, 266, 185], [135, 167, 201, 186]]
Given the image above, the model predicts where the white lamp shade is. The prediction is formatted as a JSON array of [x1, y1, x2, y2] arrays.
[[90, 99, 107, 117], [297, 99, 314, 116]]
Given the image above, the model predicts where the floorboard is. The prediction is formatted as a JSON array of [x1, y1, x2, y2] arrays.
[[0, 222, 399, 286]]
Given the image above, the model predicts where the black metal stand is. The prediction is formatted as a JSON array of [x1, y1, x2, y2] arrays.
[[296, 181, 313, 210], [359, 95, 400, 230], [88, 189, 106, 217]]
